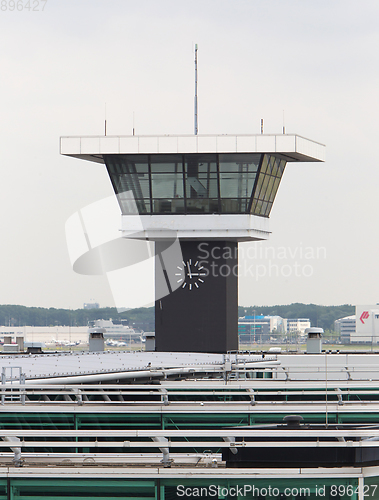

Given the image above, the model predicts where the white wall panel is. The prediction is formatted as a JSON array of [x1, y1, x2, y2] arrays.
[[177, 135, 197, 153], [119, 136, 139, 154], [276, 135, 296, 152], [139, 136, 159, 153], [217, 135, 237, 153], [60, 137, 80, 155], [158, 136, 178, 153], [121, 214, 270, 242], [256, 135, 276, 152], [80, 137, 100, 155], [99, 137, 119, 154], [236, 136, 256, 153], [296, 136, 326, 162], [60, 134, 325, 163], [197, 136, 217, 153]]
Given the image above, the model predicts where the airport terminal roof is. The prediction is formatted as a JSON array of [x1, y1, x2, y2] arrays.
[[0, 350, 277, 384]]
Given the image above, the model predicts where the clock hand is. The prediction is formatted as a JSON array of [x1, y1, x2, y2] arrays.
[[186, 261, 192, 279]]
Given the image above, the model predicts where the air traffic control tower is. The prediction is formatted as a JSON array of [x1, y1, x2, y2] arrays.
[[61, 134, 325, 353]]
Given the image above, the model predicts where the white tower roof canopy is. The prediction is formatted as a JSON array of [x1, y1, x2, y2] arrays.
[[60, 134, 325, 164]]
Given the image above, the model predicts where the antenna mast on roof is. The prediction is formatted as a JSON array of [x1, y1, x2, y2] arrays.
[[194, 43, 198, 135]]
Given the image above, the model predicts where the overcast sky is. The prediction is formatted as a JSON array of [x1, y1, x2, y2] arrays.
[[0, 0, 378, 310]]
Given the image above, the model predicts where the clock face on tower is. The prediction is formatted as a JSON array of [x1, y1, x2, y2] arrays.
[[175, 259, 207, 291]]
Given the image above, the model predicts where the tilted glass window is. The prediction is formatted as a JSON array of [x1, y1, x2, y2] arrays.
[[250, 155, 286, 217], [104, 153, 286, 216], [105, 155, 150, 214]]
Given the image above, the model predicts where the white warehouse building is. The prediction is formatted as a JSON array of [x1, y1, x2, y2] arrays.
[[334, 315, 356, 343], [284, 318, 311, 335], [352, 305, 379, 343], [334, 305, 379, 343]]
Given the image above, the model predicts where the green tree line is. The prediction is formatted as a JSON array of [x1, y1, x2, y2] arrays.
[[239, 303, 354, 331], [0, 305, 155, 331], [0, 303, 354, 332]]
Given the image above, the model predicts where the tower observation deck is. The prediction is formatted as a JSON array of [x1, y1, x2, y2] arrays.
[[61, 133, 325, 353]]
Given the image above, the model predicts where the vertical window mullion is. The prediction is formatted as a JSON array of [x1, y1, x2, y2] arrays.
[[248, 154, 264, 213], [105, 156, 120, 205], [148, 155, 153, 214], [206, 161, 211, 198], [216, 154, 221, 213], [182, 155, 187, 213]]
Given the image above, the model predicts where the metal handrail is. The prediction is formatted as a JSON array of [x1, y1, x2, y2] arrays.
[[0, 428, 378, 438]]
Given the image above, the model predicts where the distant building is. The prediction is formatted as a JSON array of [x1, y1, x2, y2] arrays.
[[351, 305, 379, 343], [266, 315, 286, 333], [238, 316, 270, 343], [0, 326, 88, 345], [284, 318, 311, 335], [238, 316, 311, 344], [334, 306, 379, 344], [88, 319, 140, 343], [83, 302, 100, 309], [238, 315, 286, 343], [334, 315, 356, 343]]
